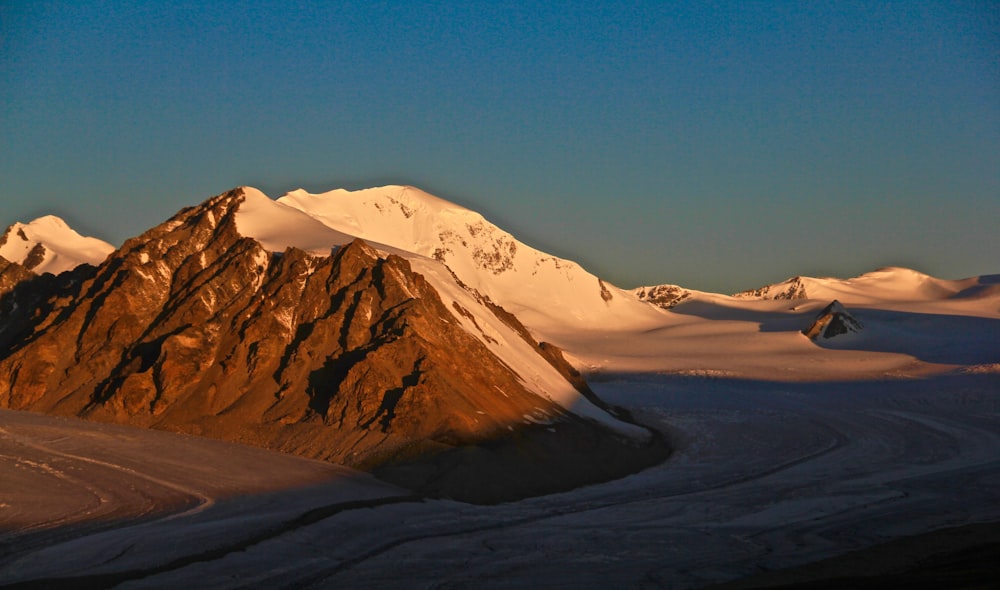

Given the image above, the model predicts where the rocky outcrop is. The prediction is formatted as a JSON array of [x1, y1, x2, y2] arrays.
[[803, 300, 863, 340], [0, 188, 667, 502], [632, 284, 691, 309]]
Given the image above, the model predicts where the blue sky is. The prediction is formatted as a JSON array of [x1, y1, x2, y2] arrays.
[[2, 1, 997, 292]]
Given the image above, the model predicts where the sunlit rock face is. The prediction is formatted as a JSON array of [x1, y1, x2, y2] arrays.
[[803, 300, 864, 340], [0, 189, 665, 502]]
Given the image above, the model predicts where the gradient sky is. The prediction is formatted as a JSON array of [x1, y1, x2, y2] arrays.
[[2, 1, 997, 293]]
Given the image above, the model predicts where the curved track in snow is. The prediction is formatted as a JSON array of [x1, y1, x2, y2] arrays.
[[0, 410, 405, 587], [2, 374, 998, 589], [0, 425, 214, 524], [209, 376, 1000, 588]]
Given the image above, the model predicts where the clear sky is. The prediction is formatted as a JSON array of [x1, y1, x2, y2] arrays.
[[2, 1, 997, 293]]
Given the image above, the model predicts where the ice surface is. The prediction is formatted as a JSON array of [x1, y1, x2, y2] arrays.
[[4, 373, 998, 589], [0, 409, 406, 584]]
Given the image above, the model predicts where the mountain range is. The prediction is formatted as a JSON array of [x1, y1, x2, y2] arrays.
[[2, 185, 998, 499]]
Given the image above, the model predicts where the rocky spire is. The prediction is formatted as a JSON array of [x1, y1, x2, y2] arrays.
[[802, 300, 864, 340]]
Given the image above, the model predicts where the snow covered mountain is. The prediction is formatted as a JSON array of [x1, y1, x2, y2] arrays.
[[0, 215, 114, 275], [232, 187, 644, 437], [0, 187, 662, 502]]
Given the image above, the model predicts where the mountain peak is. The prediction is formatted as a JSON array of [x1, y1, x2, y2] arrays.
[[0, 215, 114, 275], [272, 185, 666, 331], [24, 215, 72, 230]]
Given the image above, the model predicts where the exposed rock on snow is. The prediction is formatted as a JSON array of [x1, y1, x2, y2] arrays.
[[803, 300, 864, 340], [632, 283, 692, 309], [0, 256, 34, 297], [4, 186, 997, 385]]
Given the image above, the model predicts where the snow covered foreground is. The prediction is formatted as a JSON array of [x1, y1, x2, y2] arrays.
[[2, 373, 997, 588]]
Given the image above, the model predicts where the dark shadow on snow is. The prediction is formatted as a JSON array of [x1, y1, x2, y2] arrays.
[[668, 300, 1000, 366], [667, 299, 807, 333]]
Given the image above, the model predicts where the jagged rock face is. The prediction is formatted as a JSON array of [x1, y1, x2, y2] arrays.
[[633, 284, 690, 309], [0, 189, 644, 481], [803, 300, 863, 340]]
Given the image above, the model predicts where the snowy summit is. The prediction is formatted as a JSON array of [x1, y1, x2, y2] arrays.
[[0, 215, 114, 275], [238, 185, 669, 331]]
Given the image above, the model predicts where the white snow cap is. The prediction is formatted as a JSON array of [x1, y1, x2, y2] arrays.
[[0, 215, 114, 275], [273, 185, 669, 332], [233, 186, 360, 255]]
